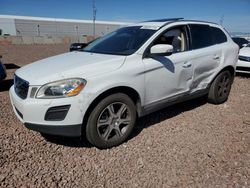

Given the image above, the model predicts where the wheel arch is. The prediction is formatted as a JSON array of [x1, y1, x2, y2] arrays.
[[82, 86, 142, 134], [221, 65, 235, 76], [211, 65, 235, 85], [207, 65, 235, 104]]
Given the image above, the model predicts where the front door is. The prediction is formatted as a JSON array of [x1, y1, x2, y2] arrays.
[[143, 25, 193, 107]]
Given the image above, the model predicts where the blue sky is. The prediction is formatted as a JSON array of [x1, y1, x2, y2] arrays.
[[0, 0, 250, 32]]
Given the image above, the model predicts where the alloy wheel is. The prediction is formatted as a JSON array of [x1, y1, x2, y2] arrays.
[[217, 73, 230, 98], [97, 102, 131, 141]]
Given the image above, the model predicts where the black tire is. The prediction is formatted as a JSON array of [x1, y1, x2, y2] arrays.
[[208, 70, 233, 104], [85, 93, 136, 149]]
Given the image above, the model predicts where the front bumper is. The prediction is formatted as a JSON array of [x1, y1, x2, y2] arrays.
[[9, 85, 92, 137]]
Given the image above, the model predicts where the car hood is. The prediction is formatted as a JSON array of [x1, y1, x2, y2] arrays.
[[16, 51, 126, 85], [239, 47, 250, 57]]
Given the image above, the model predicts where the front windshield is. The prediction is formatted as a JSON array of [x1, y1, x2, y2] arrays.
[[83, 26, 157, 55]]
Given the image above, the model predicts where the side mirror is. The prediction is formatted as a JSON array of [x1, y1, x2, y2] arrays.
[[69, 43, 88, 52], [150, 44, 173, 56]]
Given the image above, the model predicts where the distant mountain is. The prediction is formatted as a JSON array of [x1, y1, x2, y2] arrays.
[[230, 32, 250, 37]]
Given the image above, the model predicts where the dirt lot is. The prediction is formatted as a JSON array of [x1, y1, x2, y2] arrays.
[[0, 44, 250, 187]]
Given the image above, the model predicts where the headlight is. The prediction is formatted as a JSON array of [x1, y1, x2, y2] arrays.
[[36, 78, 86, 99]]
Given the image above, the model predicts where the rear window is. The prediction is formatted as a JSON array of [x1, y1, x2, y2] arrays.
[[211, 27, 227, 44], [189, 24, 213, 49]]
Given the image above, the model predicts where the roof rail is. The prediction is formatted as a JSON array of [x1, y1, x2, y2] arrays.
[[144, 18, 184, 22]]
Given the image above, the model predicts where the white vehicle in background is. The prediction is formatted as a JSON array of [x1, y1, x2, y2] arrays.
[[236, 43, 250, 73], [9, 18, 239, 149]]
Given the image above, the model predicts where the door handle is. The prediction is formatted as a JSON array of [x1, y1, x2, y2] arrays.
[[213, 55, 220, 60], [183, 62, 191, 68]]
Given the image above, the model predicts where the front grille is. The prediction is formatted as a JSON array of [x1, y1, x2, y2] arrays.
[[14, 75, 29, 99], [239, 55, 250, 62], [236, 66, 250, 72]]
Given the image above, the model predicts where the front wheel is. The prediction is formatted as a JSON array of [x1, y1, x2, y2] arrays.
[[85, 93, 136, 149], [208, 70, 233, 104]]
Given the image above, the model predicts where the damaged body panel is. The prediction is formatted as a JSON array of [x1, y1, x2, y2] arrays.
[[143, 52, 193, 106], [190, 48, 221, 92]]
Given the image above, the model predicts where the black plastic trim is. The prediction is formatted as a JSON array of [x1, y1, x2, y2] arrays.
[[143, 18, 184, 23], [15, 107, 23, 119], [45, 105, 71, 121], [24, 123, 81, 137], [140, 88, 209, 117]]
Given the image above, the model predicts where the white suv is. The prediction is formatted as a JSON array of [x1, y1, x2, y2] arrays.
[[10, 19, 239, 148]]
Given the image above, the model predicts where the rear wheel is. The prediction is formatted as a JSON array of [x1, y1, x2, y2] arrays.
[[208, 70, 233, 104], [85, 93, 136, 149]]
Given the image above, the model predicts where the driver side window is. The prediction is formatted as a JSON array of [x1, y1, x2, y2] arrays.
[[154, 26, 188, 53]]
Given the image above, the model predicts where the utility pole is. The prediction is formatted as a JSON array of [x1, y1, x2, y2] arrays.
[[37, 24, 40, 36], [76, 26, 79, 42], [55, 19, 58, 36], [92, 0, 97, 36], [220, 15, 224, 26]]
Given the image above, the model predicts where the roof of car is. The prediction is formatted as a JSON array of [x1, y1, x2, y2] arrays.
[[131, 18, 219, 29]]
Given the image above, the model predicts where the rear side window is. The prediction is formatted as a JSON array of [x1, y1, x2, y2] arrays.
[[211, 27, 227, 44], [189, 24, 213, 49]]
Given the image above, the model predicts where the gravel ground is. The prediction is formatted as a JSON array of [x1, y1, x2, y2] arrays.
[[0, 44, 250, 187]]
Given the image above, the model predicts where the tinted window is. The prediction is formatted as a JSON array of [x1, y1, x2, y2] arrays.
[[211, 27, 227, 44], [83, 26, 156, 55], [189, 24, 213, 49]]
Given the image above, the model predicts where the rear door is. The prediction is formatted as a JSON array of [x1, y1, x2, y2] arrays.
[[188, 24, 221, 92]]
